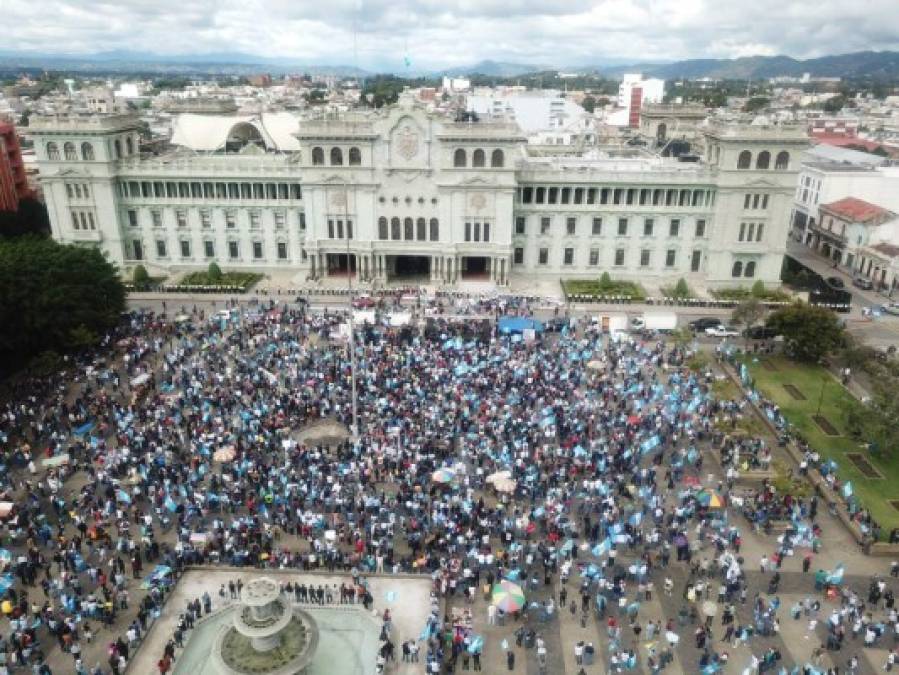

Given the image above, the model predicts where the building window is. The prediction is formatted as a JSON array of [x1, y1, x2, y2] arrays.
[[299, 212, 306, 230], [753, 194, 760, 209], [391, 217, 400, 240], [453, 149, 466, 167], [738, 222, 746, 242], [429, 218, 439, 241], [538, 248, 549, 265], [64, 142, 77, 161], [201, 210, 212, 228], [665, 249, 676, 267], [156, 239, 167, 258], [756, 151, 771, 170], [563, 248, 574, 265], [127, 210, 138, 227], [74, 184, 82, 199], [404, 218, 414, 240], [473, 222, 481, 242], [775, 151, 790, 170], [592, 217, 602, 235], [346, 220, 353, 239], [348, 147, 361, 165], [327, 219, 335, 238], [540, 217, 550, 235], [113, 140, 122, 159], [330, 147, 343, 165], [274, 211, 286, 229], [566, 217, 576, 235], [311, 147, 324, 165], [535, 187, 545, 204], [745, 261, 756, 277], [126, 137, 134, 155], [491, 149, 504, 168], [71, 211, 80, 230], [483, 222, 490, 242], [277, 242, 288, 260], [617, 218, 628, 236], [669, 219, 680, 237], [253, 241, 263, 259], [614, 249, 625, 266], [515, 216, 526, 235], [228, 241, 239, 260], [151, 210, 162, 228], [514, 247, 524, 264], [737, 150, 752, 169], [249, 211, 261, 229], [472, 149, 485, 167], [132, 240, 143, 260], [378, 217, 388, 240], [176, 211, 187, 228], [225, 212, 236, 229], [204, 240, 215, 258], [81, 142, 94, 161], [756, 223, 764, 242], [66, 184, 74, 199], [732, 261, 743, 277], [695, 219, 706, 238], [762, 194, 769, 209], [47, 142, 60, 160], [416, 217, 426, 241], [643, 219, 654, 236], [180, 240, 191, 258], [589, 249, 599, 266], [691, 250, 701, 272], [640, 249, 650, 267]]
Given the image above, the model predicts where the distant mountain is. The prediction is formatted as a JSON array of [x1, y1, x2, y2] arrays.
[[602, 50, 899, 80], [439, 60, 553, 77]]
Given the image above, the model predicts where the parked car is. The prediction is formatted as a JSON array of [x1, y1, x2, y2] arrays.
[[744, 325, 779, 340], [352, 295, 376, 309], [705, 325, 740, 338], [825, 276, 845, 289], [688, 317, 722, 331], [883, 303, 899, 316], [852, 276, 874, 290]]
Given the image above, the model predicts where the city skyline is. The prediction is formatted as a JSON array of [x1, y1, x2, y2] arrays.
[[7, 0, 899, 73]]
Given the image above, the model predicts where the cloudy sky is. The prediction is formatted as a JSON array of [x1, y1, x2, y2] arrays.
[[6, 0, 899, 70]]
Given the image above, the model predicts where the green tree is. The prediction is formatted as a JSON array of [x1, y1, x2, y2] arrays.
[[846, 379, 899, 455], [207, 262, 222, 282], [581, 96, 596, 113], [0, 237, 125, 367], [672, 278, 691, 298], [743, 97, 770, 113], [732, 297, 766, 349], [599, 271, 612, 287], [132, 264, 149, 287], [823, 95, 846, 112], [765, 303, 845, 362]]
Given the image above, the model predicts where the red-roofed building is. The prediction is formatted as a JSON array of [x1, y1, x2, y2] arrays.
[[813, 134, 899, 158], [810, 197, 897, 270], [0, 121, 31, 212]]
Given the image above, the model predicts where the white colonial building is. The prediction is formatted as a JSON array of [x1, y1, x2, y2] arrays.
[[29, 99, 808, 288]]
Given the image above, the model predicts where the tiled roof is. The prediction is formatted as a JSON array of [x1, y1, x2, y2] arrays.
[[821, 196, 893, 224]]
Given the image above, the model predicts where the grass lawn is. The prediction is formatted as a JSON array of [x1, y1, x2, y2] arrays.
[[178, 271, 262, 290], [743, 354, 899, 535]]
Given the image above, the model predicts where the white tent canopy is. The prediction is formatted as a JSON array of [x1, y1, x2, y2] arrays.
[[170, 112, 300, 152]]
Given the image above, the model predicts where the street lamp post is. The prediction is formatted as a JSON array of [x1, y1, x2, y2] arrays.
[[342, 181, 359, 438]]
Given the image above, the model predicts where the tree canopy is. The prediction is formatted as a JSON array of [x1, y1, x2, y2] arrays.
[[765, 303, 845, 362], [0, 237, 126, 368]]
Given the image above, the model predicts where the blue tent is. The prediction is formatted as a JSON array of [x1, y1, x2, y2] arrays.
[[498, 317, 544, 335]]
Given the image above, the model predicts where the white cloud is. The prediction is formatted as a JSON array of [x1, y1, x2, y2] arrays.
[[4, 0, 899, 70]]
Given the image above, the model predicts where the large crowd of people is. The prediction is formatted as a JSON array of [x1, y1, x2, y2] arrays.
[[0, 295, 895, 674]]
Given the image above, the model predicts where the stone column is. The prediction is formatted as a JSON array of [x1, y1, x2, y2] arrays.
[[310, 254, 317, 278]]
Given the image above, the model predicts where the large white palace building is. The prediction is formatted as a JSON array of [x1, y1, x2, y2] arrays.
[[29, 99, 808, 287]]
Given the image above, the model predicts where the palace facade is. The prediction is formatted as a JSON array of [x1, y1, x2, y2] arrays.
[[29, 100, 808, 287]]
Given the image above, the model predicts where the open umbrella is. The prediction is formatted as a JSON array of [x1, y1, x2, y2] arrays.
[[493, 476, 517, 494], [486, 470, 512, 484], [586, 360, 606, 371], [432, 468, 455, 484], [492, 580, 526, 613], [696, 490, 726, 508], [213, 446, 236, 462]]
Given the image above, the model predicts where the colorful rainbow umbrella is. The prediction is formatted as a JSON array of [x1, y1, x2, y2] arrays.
[[696, 490, 726, 508], [491, 579, 526, 613]]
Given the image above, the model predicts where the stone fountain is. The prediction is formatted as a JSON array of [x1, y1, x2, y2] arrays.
[[210, 577, 319, 675]]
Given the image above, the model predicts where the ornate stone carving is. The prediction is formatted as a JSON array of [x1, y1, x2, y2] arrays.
[[330, 190, 348, 208], [469, 193, 487, 211], [396, 126, 419, 160]]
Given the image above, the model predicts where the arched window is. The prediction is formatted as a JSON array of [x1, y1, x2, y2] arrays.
[[126, 137, 134, 155], [378, 217, 388, 240], [81, 142, 94, 161], [657, 123, 668, 142], [744, 261, 756, 277], [491, 149, 504, 168], [390, 217, 400, 240], [114, 139, 122, 159], [775, 151, 790, 170], [472, 149, 486, 168], [756, 151, 771, 170], [312, 147, 324, 165], [403, 217, 414, 240], [63, 142, 77, 161], [453, 148, 466, 167], [737, 150, 752, 169], [330, 147, 343, 165], [47, 142, 60, 160], [348, 147, 361, 165], [731, 261, 743, 277], [429, 218, 439, 241], [416, 217, 426, 241]]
